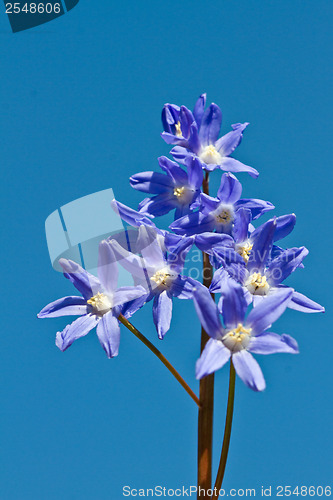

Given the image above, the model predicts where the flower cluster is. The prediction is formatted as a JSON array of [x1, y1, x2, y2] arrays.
[[38, 93, 324, 391]]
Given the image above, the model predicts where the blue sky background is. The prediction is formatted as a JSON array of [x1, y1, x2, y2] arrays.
[[1, 1, 332, 498]]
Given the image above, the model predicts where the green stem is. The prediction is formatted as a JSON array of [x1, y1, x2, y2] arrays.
[[213, 360, 236, 497], [118, 314, 201, 408]]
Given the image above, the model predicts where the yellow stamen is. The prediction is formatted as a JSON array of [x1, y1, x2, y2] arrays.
[[87, 292, 112, 315], [173, 186, 185, 198], [175, 121, 182, 137], [236, 242, 253, 263]]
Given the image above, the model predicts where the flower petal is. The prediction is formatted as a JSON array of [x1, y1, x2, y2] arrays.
[[247, 219, 276, 273], [235, 198, 274, 220], [192, 283, 223, 339], [215, 122, 249, 156], [266, 246, 308, 286], [130, 171, 174, 194], [246, 288, 294, 335], [170, 212, 215, 236], [196, 338, 231, 379], [186, 156, 204, 189], [38, 296, 87, 318], [251, 213, 296, 243], [55, 314, 99, 352], [158, 156, 188, 185], [113, 286, 147, 307], [220, 276, 247, 328], [111, 199, 158, 230], [193, 93, 206, 128], [232, 350, 266, 391], [217, 172, 242, 204], [198, 103, 222, 146], [98, 240, 118, 293], [96, 311, 121, 358], [288, 290, 325, 313], [248, 332, 299, 355], [59, 259, 101, 299], [220, 157, 259, 178], [153, 291, 173, 339]]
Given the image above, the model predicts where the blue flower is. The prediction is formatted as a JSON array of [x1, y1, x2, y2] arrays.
[[193, 279, 298, 391], [161, 93, 258, 177], [209, 218, 325, 314], [130, 156, 203, 220], [170, 172, 274, 236], [38, 241, 146, 358], [108, 225, 195, 339]]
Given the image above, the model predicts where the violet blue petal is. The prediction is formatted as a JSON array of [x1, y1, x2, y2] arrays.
[[192, 284, 223, 339], [248, 332, 299, 355], [198, 103, 222, 146], [59, 258, 101, 300], [220, 157, 259, 178], [56, 313, 99, 352], [247, 219, 276, 274], [196, 339, 231, 379], [246, 288, 294, 335], [232, 350, 266, 391], [153, 290, 173, 339], [215, 122, 249, 157], [267, 246, 309, 286], [217, 172, 242, 204], [193, 93, 206, 128], [130, 171, 174, 194], [96, 311, 120, 358], [98, 240, 118, 294], [287, 290, 325, 313], [38, 296, 87, 318]]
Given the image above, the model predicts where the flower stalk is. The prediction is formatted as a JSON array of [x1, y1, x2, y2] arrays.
[[118, 314, 200, 407], [213, 360, 236, 497], [197, 172, 215, 499]]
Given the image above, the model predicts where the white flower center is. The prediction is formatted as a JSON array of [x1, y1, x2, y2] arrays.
[[199, 145, 223, 165], [212, 204, 234, 225], [175, 121, 182, 137], [150, 266, 177, 289], [245, 272, 270, 296], [235, 241, 253, 263], [87, 292, 112, 315], [222, 323, 252, 352]]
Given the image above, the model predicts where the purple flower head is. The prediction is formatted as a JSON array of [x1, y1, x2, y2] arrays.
[[38, 241, 146, 358], [108, 225, 196, 339], [161, 93, 258, 177], [193, 279, 298, 391], [170, 173, 274, 236], [130, 156, 203, 220], [209, 217, 325, 314]]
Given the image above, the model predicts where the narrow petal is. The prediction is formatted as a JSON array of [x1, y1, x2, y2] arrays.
[[137, 225, 166, 269], [233, 208, 252, 243], [161, 103, 180, 133], [247, 288, 294, 334], [120, 292, 151, 319], [96, 311, 121, 358], [193, 93, 206, 128], [158, 156, 188, 185], [196, 339, 231, 379], [167, 237, 193, 273], [195, 232, 234, 253], [220, 157, 259, 178], [113, 286, 146, 307], [170, 276, 195, 299], [59, 259, 100, 299], [232, 351, 266, 391], [192, 283, 223, 339], [235, 198, 274, 220], [248, 332, 299, 355], [130, 171, 174, 194], [98, 240, 118, 293], [220, 276, 247, 328], [266, 246, 309, 286], [198, 103, 222, 146], [217, 173, 242, 204], [247, 219, 276, 273], [209, 267, 229, 293], [111, 199, 158, 230], [170, 212, 215, 236], [153, 291, 173, 339], [251, 213, 296, 243], [138, 193, 178, 217], [38, 296, 87, 318], [215, 122, 249, 157], [55, 314, 99, 352], [170, 146, 192, 164], [288, 291, 325, 313], [186, 156, 204, 188], [108, 240, 149, 286]]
